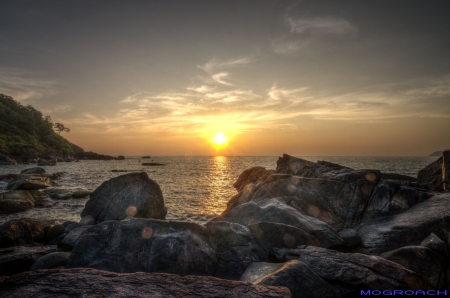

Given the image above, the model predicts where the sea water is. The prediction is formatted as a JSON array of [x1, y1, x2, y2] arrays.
[[0, 156, 439, 224]]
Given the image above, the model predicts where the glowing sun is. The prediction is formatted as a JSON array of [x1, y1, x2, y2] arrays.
[[212, 131, 227, 146]]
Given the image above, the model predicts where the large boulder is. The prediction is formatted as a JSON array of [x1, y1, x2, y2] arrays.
[[81, 172, 167, 222], [0, 268, 291, 298], [67, 218, 218, 276], [417, 150, 450, 190], [212, 199, 343, 249], [0, 245, 56, 276], [0, 218, 45, 248], [355, 193, 450, 255], [241, 260, 341, 298], [6, 176, 54, 191], [19, 167, 46, 175], [276, 246, 428, 295], [0, 154, 16, 165]]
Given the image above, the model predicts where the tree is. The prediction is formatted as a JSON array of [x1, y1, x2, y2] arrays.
[[54, 123, 70, 135]]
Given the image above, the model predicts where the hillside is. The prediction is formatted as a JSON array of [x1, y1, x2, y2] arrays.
[[0, 94, 75, 158]]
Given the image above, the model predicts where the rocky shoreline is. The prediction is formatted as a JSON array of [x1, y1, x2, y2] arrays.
[[0, 152, 449, 297]]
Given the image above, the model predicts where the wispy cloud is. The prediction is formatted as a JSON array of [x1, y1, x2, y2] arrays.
[[286, 17, 357, 36], [211, 72, 232, 86]]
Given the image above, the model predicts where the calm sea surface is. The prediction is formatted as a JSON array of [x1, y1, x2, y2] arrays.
[[0, 156, 438, 224]]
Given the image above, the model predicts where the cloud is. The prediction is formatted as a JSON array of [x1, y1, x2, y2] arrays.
[[211, 72, 232, 86], [286, 17, 357, 36], [198, 57, 253, 74]]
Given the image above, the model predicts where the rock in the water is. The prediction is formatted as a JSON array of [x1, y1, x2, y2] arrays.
[[19, 167, 46, 175], [355, 193, 450, 255], [420, 233, 449, 258], [0, 154, 17, 165], [0, 245, 56, 276], [212, 199, 343, 249], [380, 246, 445, 288], [241, 260, 340, 298], [277, 246, 428, 295], [67, 218, 218, 276], [27, 190, 54, 208], [0, 268, 291, 298], [205, 221, 267, 279], [72, 189, 92, 198], [0, 219, 45, 248], [30, 252, 71, 270], [37, 159, 57, 166], [43, 187, 88, 199], [81, 172, 167, 222], [417, 150, 450, 190], [6, 176, 54, 191], [0, 191, 34, 214]]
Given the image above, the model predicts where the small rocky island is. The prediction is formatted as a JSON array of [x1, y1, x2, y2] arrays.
[[0, 151, 449, 297]]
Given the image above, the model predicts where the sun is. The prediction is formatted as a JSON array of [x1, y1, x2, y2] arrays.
[[212, 131, 227, 146]]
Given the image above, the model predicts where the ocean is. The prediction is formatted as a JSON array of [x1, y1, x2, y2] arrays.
[[0, 155, 438, 224]]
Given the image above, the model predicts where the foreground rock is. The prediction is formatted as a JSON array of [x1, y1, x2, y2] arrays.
[[0, 245, 56, 276], [0, 190, 54, 214], [7, 176, 55, 191], [276, 246, 428, 295], [0, 219, 45, 248], [30, 252, 71, 270], [0, 268, 291, 298], [67, 218, 217, 275], [81, 172, 167, 222], [241, 260, 341, 298], [417, 150, 450, 190]]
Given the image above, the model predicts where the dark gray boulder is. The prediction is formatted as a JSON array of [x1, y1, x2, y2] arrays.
[[417, 150, 450, 190], [0, 218, 45, 248], [79, 215, 96, 226], [0, 268, 291, 298], [276, 154, 333, 177], [205, 221, 267, 279], [7, 176, 54, 191], [337, 228, 361, 249], [355, 193, 450, 255], [20, 167, 46, 175], [420, 233, 449, 258], [61, 226, 91, 249], [67, 218, 218, 276], [212, 199, 343, 249], [277, 246, 428, 295], [380, 246, 445, 288], [0, 245, 56, 276], [241, 260, 341, 298], [81, 172, 167, 222], [30, 252, 71, 270]]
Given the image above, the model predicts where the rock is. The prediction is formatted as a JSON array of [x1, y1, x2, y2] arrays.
[[241, 260, 341, 298], [79, 215, 96, 226], [355, 193, 450, 255], [116, 155, 125, 160], [65, 223, 82, 233], [380, 173, 416, 182], [20, 167, 46, 175], [62, 221, 77, 228], [43, 187, 89, 199], [0, 219, 45, 248], [417, 150, 450, 190], [0, 245, 56, 276], [212, 199, 343, 249], [37, 159, 57, 166], [420, 233, 449, 258], [276, 154, 333, 177], [6, 176, 54, 191], [0, 191, 34, 214], [56, 157, 64, 162], [27, 190, 54, 208], [30, 252, 71, 270], [48, 233, 66, 245], [57, 193, 73, 200], [61, 226, 91, 250], [47, 225, 66, 242], [141, 162, 165, 166], [205, 221, 267, 279], [317, 160, 351, 170], [278, 246, 428, 295], [72, 189, 92, 198], [336, 228, 361, 249], [74, 151, 115, 160], [25, 158, 37, 164], [67, 219, 218, 276], [380, 246, 445, 288], [0, 154, 17, 165], [0, 268, 291, 297], [142, 156, 151, 158], [81, 172, 167, 222]]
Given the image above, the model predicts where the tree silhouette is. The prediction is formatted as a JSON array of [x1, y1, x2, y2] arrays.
[[54, 123, 70, 135]]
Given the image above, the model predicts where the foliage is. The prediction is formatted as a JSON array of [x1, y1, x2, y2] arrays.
[[54, 122, 70, 135], [0, 94, 75, 156]]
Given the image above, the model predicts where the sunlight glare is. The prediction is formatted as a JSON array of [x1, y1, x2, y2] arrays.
[[212, 131, 227, 146]]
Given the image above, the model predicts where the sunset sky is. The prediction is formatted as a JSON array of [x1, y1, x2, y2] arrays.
[[1, 1, 449, 156]]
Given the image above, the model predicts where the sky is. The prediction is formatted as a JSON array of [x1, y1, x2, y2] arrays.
[[1, 0, 449, 156]]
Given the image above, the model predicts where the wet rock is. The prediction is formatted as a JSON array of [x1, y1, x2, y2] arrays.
[[72, 189, 92, 198], [205, 221, 267, 279], [47, 225, 66, 242], [355, 193, 450, 255], [278, 246, 428, 295], [380, 246, 445, 288], [19, 167, 46, 175], [0, 245, 56, 276], [0, 191, 34, 214], [0, 218, 45, 248], [30, 252, 71, 270], [0, 268, 291, 298], [81, 172, 167, 222], [0, 154, 17, 166], [57, 193, 73, 200], [79, 215, 96, 226], [241, 260, 341, 298], [6, 176, 54, 191], [27, 190, 54, 208], [212, 199, 343, 249], [67, 219, 218, 276], [43, 187, 90, 199], [420, 233, 449, 258]]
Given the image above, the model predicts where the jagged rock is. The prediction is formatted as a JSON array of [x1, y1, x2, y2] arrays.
[[67, 219, 218, 276], [20, 167, 46, 175], [30, 252, 71, 270], [0, 218, 45, 248], [212, 199, 343, 249], [0, 154, 16, 165], [277, 246, 428, 295], [276, 154, 333, 177], [205, 221, 267, 279], [417, 150, 450, 190], [0, 245, 56, 276], [6, 176, 54, 191], [0, 268, 291, 298], [79, 215, 96, 226], [81, 172, 167, 222], [420, 233, 449, 258], [241, 260, 341, 298], [380, 246, 445, 288], [355, 193, 450, 255]]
